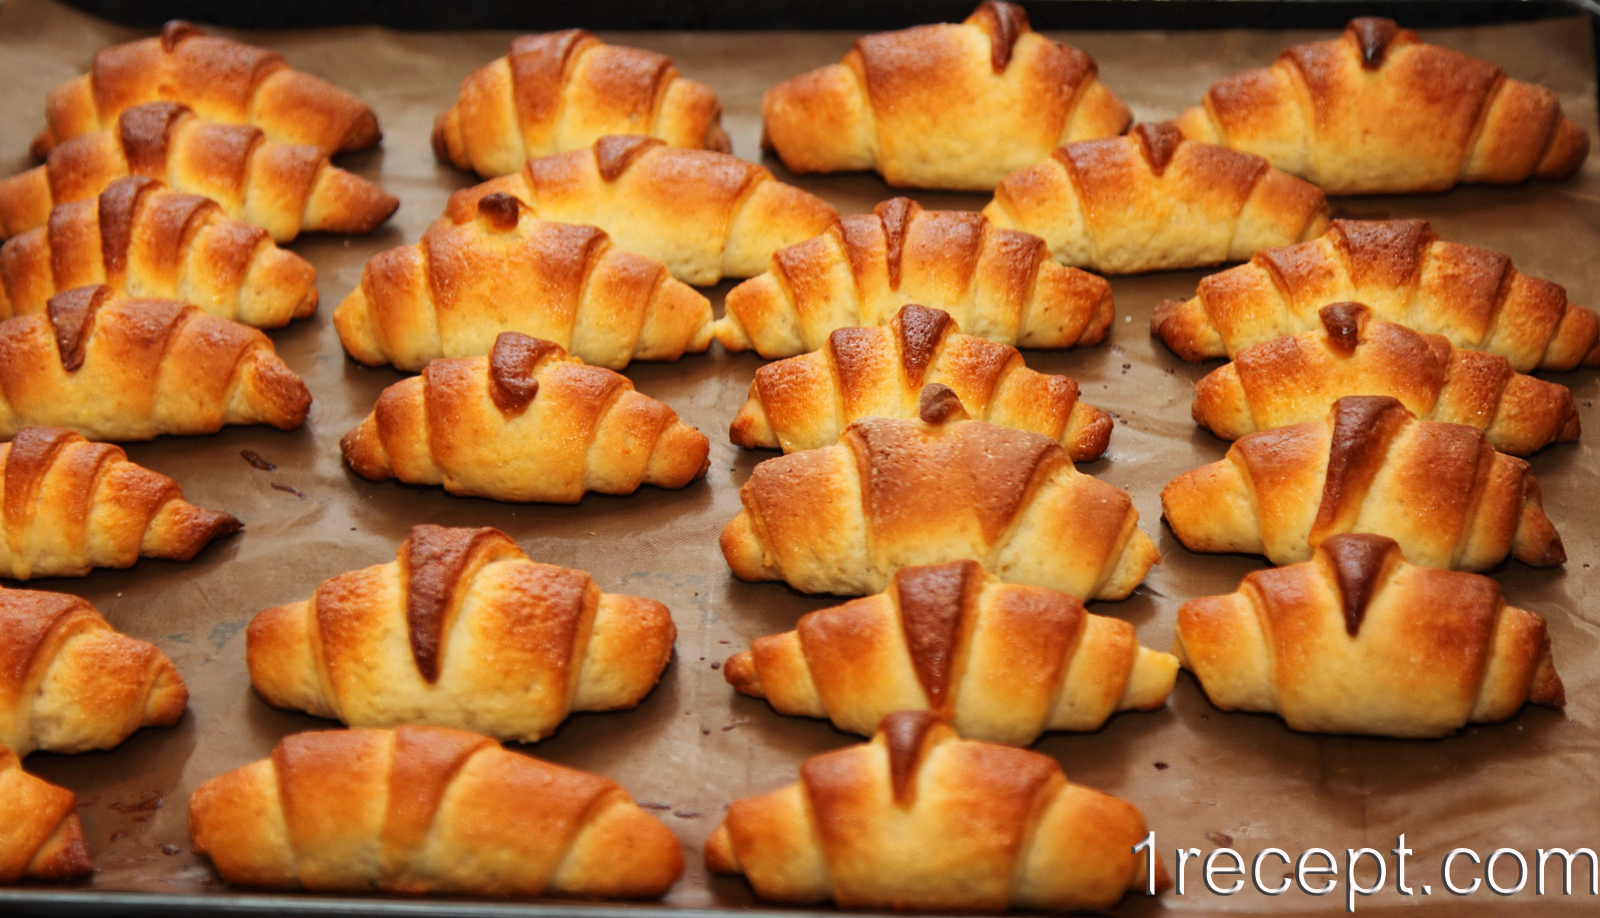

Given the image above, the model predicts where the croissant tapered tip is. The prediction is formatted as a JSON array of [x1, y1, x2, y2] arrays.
[[307, 168, 399, 235], [704, 823, 739, 874], [723, 652, 763, 696], [27, 813, 93, 881], [1530, 651, 1566, 708]]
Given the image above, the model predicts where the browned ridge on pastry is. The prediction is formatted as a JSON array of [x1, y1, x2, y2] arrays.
[[761, 1, 1131, 190], [1175, 534, 1565, 737], [0, 102, 397, 243], [721, 402, 1158, 599], [1162, 395, 1564, 570], [334, 191, 711, 371], [705, 712, 1167, 911], [0, 426, 239, 579], [0, 176, 318, 327], [0, 588, 187, 757], [32, 20, 380, 159], [1193, 302, 1580, 456], [433, 29, 729, 178], [0, 744, 93, 882], [1174, 17, 1589, 195], [189, 724, 684, 896], [1152, 219, 1600, 371], [983, 122, 1330, 274], [725, 560, 1177, 743], [714, 197, 1114, 358], [341, 332, 709, 503], [443, 135, 838, 285], [0, 286, 311, 440], [729, 304, 1113, 459]]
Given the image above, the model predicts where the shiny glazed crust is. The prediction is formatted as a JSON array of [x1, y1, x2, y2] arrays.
[[0, 744, 93, 882]]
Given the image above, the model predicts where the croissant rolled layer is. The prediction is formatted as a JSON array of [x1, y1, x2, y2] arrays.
[[0, 745, 92, 882]]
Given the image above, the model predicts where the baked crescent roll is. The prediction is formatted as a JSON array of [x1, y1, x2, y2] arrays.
[[0, 588, 187, 757], [342, 333, 709, 503], [705, 711, 1167, 911], [433, 30, 729, 179], [713, 197, 1113, 358], [1173, 18, 1589, 195], [760, 1, 1131, 190], [1194, 302, 1580, 456], [1162, 395, 1564, 570], [247, 524, 675, 742], [0, 745, 92, 882], [721, 393, 1159, 599], [729, 304, 1112, 461], [0, 176, 318, 328], [31, 20, 379, 158], [1175, 534, 1565, 737], [0, 102, 398, 243], [1152, 219, 1600, 372], [190, 724, 684, 896], [0, 427, 239, 580], [982, 122, 1330, 275], [0, 286, 312, 440], [725, 561, 1177, 743], [334, 192, 711, 372], [443, 135, 838, 285]]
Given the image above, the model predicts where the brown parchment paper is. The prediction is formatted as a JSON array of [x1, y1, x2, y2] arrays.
[[0, 1, 1597, 914]]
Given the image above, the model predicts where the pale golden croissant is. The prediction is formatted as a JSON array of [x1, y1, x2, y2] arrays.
[[0, 745, 92, 883], [0, 176, 318, 328], [0, 427, 240, 580], [1162, 395, 1564, 571], [721, 393, 1159, 599], [1153, 219, 1600, 371], [334, 192, 711, 372], [0, 286, 311, 440], [705, 711, 1167, 911], [190, 724, 684, 897], [443, 135, 838, 285], [1173, 18, 1589, 195], [0, 588, 188, 757], [726, 561, 1177, 743], [0, 101, 398, 243], [760, 1, 1131, 191], [729, 304, 1112, 461], [982, 122, 1330, 275], [1175, 534, 1565, 737], [433, 30, 730, 179], [31, 20, 380, 158], [713, 197, 1114, 358], [248, 524, 676, 742], [1193, 302, 1580, 456]]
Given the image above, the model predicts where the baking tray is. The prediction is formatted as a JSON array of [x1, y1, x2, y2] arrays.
[[1, 0, 1598, 915]]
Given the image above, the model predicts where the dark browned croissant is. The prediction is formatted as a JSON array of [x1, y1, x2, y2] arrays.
[[0, 744, 92, 882]]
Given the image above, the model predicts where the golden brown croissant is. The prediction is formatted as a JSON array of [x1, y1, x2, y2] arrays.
[[1175, 534, 1565, 737], [726, 561, 1177, 743], [433, 30, 729, 178], [760, 1, 1130, 190], [0, 176, 317, 328], [334, 192, 711, 372], [443, 135, 838, 285], [721, 396, 1159, 599], [0, 102, 398, 243], [713, 197, 1113, 358], [705, 711, 1167, 911], [1162, 395, 1563, 570], [729, 304, 1112, 461], [342, 333, 709, 503], [1152, 219, 1600, 371], [0, 588, 187, 757], [0, 286, 311, 440], [981, 122, 1330, 274], [31, 20, 380, 158], [0, 744, 92, 882], [248, 524, 675, 742], [0, 427, 239, 579], [1193, 302, 1580, 456], [1173, 18, 1589, 194], [190, 724, 684, 897]]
